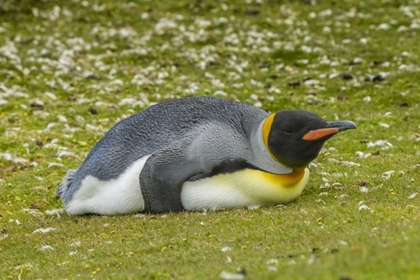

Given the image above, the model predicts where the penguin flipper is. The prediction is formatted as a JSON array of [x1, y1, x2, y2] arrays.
[[140, 141, 203, 213]]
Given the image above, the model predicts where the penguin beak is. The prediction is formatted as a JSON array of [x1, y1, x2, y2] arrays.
[[302, 121, 357, 141]]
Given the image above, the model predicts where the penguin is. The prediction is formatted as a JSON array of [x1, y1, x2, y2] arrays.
[[56, 96, 356, 215]]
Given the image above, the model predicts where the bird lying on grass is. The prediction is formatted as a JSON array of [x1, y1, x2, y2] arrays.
[[57, 96, 356, 215]]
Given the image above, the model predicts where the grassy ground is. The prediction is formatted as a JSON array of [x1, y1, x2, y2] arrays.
[[1, 0, 420, 279]]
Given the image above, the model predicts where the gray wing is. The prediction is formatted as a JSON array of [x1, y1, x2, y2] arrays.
[[140, 123, 252, 213], [140, 141, 200, 213]]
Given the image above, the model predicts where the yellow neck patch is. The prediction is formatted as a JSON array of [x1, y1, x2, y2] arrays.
[[262, 113, 276, 149], [261, 168, 306, 187]]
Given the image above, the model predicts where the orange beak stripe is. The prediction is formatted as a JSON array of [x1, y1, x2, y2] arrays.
[[302, 127, 340, 141]]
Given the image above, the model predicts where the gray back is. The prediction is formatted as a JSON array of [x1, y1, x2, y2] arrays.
[[71, 96, 269, 186]]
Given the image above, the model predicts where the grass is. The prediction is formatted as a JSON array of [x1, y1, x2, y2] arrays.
[[1, 0, 420, 279]]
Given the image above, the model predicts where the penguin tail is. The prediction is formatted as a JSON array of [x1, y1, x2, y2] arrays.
[[56, 169, 76, 199]]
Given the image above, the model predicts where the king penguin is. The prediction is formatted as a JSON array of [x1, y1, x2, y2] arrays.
[[57, 96, 356, 215]]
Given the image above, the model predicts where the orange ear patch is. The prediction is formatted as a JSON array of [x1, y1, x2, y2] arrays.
[[302, 127, 340, 141]]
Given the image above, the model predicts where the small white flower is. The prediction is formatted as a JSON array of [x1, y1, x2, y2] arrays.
[[40, 245, 54, 251], [379, 123, 390, 128], [267, 266, 278, 272], [32, 227, 56, 234], [31, 99, 45, 107], [339, 161, 360, 167], [352, 57, 364, 64], [110, 79, 124, 86], [304, 79, 320, 86], [410, 22, 420, 29], [70, 241, 82, 247], [363, 96, 371, 102], [308, 162, 317, 169], [8, 219, 21, 225], [254, 101, 262, 108], [0, 233, 8, 241], [221, 246, 231, 253], [367, 140, 393, 150], [359, 38, 368, 44], [377, 23, 390, 30], [266, 258, 278, 265], [118, 98, 137, 106], [44, 92, 56, 100], [307, 254, 316, 265], [45, 208, 64, 218], [48, 162, 64, 168], [338, 240, 348, 246], [408, 193, 418, 199], [381, 170, 395, 180], [358, 205, 371, 211], [0, 153, 28, 163], [322, 26, 331, 34], [355, 151, 371, 158], [301, 45, 312, 53], [220, 271, 245, 280], [319, 9, 332, 17], [359, 187, 369, 193], [57, 151, 76, 158], [213, 90, 227, 97], [342, 39, 351, 44]]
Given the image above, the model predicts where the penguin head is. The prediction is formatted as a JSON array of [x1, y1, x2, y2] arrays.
[[263, 110, 356, 168]]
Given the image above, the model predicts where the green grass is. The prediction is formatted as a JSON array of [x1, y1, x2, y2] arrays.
[[1, 0, 420, 279]]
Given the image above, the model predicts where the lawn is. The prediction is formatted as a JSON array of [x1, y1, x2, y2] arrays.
[[1, 0, 420, 279]]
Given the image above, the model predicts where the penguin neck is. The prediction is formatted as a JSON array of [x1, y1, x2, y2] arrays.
[[250, 115, 294, 175]]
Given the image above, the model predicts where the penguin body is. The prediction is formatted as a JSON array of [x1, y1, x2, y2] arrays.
[[57, 96, 355, 215]]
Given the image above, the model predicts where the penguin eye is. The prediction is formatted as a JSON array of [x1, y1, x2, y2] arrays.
[[283, 130, 293, 135]]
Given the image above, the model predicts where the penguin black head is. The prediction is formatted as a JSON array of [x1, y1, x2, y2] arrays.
[[263, 110, 356, 169]]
